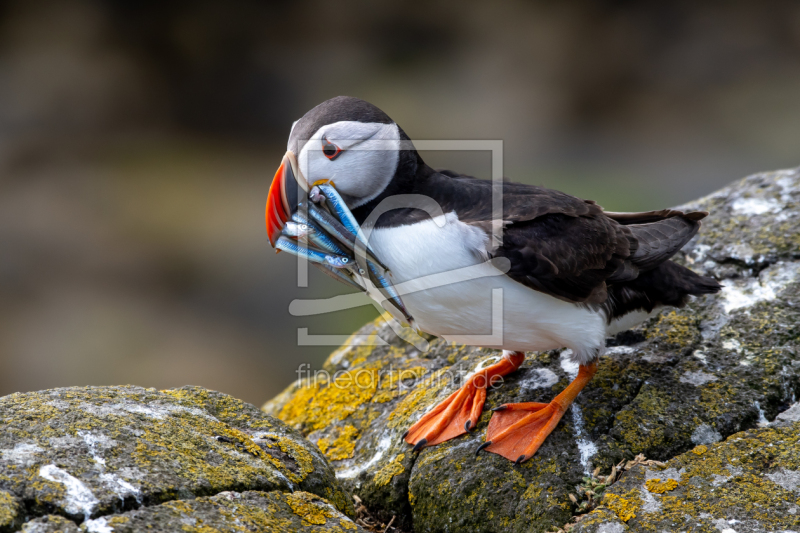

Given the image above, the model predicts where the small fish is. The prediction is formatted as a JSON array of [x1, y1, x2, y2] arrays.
[[368, 262, 411, 319], [282, 221, 312, 238], [325, 255, 351, 269], [275, 236, 351, 268], [316, 183, 360, 237], [302, 202, 390, 274]]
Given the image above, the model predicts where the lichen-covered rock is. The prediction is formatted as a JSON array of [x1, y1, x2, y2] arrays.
[[0, 385, 352, 530], [575, 421, 800, 532], [21, 515, 79, 533], [264, 167, 800, 532], [76, 491, 365, 533], [0, 490, 22, 532]]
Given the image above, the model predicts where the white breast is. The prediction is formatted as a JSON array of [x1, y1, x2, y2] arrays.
[[367, 212, 609, 363]]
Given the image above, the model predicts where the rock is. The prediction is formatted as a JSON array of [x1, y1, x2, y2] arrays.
[[574, 421, 800, 532], [264, 167, 800, 532], [21, 515, 79, 533], [77, 491, 364, 533], [0, 385, 353, 531]]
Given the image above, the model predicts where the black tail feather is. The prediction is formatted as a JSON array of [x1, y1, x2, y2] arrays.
[[603, 260, 721, 322]]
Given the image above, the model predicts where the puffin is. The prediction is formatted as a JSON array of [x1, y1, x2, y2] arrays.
[[266, 96, 721, 465]]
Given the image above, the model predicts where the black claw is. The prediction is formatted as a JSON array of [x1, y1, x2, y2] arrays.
[[475, 441, 492, 456], [464, 420, 471, 431], [514, 455, 526, 466], [401, 430, 409, 441], [412, 439, 427, 453], [491, 405, 507, 412]]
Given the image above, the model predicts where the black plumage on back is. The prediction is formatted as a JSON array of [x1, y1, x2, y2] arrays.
[[359, 164, 721, 322]]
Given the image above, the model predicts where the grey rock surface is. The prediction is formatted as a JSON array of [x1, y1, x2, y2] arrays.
[[264, 167, 800, 532], [77, 491, 365, 533], [0, 385, 353, 531]]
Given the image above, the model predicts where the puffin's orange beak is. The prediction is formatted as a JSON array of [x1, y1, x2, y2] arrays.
[[266, 151, 303, 247]]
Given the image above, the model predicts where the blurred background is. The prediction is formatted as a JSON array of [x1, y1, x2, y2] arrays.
[[1, 0, 799, 405]]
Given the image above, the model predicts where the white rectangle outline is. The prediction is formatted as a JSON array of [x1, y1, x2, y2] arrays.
[[292, 140, 504, 347]]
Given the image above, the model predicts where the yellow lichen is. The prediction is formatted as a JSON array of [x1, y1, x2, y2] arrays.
[[372, 366, 429, 404], [645, 478, 678, 494], [0, 490, 18, 526], [277, 368, 379, 432], [386, 368, 451, 429], [285, 492, 336, 526], [645, 310, 697, 347], [373, 453, 406, 486], [317, 425, 359, 462], [603, 490, 641, 522], [692, 445, 708, 455], [339, 517, 358, 530]]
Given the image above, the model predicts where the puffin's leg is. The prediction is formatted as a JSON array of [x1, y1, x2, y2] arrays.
[[478, 360, 598, 464], [404, 351, 525, 451]]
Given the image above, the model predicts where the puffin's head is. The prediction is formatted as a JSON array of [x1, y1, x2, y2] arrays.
[[266, 96, 413, 246]]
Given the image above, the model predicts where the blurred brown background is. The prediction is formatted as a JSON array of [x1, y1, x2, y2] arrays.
[[1, 0, 799, 405]]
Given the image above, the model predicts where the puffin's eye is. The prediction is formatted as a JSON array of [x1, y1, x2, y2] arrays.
[[321, 137, 342, 160]]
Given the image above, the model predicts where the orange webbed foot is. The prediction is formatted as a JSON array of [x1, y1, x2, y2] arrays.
[[404, 351, 525, 451], [477, 360, 598, 464]]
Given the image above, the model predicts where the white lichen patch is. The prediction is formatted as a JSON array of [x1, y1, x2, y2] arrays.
[[39, 464, 99, 520], [0, 442, 44, 466], [570, 402, 597, 476], [519, 368, 559, 394], [730, 196, 783, 216], [640, 482, 662, 513], [645, 467, 684, 481], [82, 517, 113, 533], [711, 473, 732, 486], [721, 339, 742, 353], [775, 402, 800, 424], [680, 370, 718, 386], [766, 469, 800, 493], [79, 431, 141, 504], [691, 424, 722, 445], [693, 350, 708, 364], [336, 433, 392, 480], [79, 401, 217, 421], [605, 346, 636, 357], [720, 261, 800, 313], [594, 524, 626, 533]]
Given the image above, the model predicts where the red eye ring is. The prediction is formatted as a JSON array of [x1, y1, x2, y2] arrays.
[[321, 136, 343, 160]]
